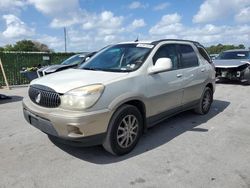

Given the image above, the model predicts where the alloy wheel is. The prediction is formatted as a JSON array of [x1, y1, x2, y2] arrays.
[[116, 115, 139, 148], [202, 90, 212, 112]]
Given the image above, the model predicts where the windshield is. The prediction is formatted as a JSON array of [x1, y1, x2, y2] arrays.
[[217, 51, 250, 60], [61, 54, 85, 65], [80, 44, 153, 72]]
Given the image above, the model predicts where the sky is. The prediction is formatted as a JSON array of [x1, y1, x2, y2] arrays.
[[0, 0, 250, 52]]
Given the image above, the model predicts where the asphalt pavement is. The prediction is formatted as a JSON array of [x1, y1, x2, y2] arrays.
[[0, 83, 250, 188]]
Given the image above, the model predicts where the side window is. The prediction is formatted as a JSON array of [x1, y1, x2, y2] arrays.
[[178, 44, 199, 68], [197, 46, 211, 63], [153, 44, 179, 70]]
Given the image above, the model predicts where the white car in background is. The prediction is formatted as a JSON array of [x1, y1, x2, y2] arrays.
[[214, 49, 250, 84], [37, 52, 96, 77]]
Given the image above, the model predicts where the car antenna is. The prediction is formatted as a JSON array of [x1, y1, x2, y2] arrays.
[[134, 36, 139, 42]]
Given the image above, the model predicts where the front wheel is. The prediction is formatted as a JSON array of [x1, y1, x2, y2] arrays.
[[194, 87, 213, 115], [103, 105, 143, 155]]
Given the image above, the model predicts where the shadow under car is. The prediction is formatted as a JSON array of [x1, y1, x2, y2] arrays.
[[49, 99, 230, 164]]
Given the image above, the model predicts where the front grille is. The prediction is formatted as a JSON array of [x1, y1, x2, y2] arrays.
[[29, 84, 61, 108]]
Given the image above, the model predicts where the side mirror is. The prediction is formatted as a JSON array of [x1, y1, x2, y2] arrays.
[[148, 58, 173, 74]]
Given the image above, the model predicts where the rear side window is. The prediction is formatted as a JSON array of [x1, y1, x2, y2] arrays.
[[197, 46, 211, 63], [178, 44, 198, 68]]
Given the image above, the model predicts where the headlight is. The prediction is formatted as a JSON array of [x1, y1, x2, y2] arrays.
[[60, 84, 104, 110]]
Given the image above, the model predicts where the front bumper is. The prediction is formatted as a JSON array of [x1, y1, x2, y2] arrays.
[[23, 98, 112, 146], [215, 66, 250, 81]]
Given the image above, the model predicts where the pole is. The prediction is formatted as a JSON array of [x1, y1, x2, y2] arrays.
[[64, 27, 67, 52], [0, 58, 10, 90]]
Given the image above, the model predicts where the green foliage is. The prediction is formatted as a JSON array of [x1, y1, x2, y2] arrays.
[[25, 67, 39, 71], [33, 41, 52, 52], [238, 44, 245, 49], [1, 40, 53, 52], [14, 40, 37, 51], [4, 44, 14, 51], [206, 44, 246, 54]]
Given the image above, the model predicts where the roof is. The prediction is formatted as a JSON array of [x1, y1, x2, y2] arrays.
[[118, 39, 200, 46], [151, 39, 199, 45], [118, 40, 153, 44]]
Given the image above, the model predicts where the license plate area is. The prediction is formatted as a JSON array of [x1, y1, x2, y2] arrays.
[[25, 112, 58, 136]]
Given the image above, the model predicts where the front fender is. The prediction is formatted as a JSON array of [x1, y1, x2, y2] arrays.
[[108, 92, 147, 112]]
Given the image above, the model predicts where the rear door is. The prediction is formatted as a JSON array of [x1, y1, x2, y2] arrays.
[[177, 43, 207, 105]]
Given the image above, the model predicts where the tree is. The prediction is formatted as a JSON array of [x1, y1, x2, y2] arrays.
[[206, 44, 246, 54], [33, 41, 51, 52], [4, 44, 14, 51], [239, 44, 245, 49], [13, 40, 37, 51], [0, 40, 53, 52]]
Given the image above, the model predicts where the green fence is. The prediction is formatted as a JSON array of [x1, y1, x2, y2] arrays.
[[0, 52, 75, 86]]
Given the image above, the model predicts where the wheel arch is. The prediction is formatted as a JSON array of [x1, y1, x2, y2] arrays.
[[205, 82, 214, 93], [110, 99, 147, 132], [124, 100, 146, 131]]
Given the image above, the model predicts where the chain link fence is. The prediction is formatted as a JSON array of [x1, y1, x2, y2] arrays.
[[0, 52, 75, 86]]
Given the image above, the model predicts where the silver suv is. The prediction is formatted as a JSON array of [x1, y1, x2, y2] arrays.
[[23, 39, 215, 155]]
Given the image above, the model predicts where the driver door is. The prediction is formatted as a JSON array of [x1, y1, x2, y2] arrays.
[[146, 44, 184, 118]]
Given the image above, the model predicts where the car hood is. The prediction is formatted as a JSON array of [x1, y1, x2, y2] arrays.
[[31, 69, 128, 93], [38, 64, 74, 73], [213, 59, 250, 68]]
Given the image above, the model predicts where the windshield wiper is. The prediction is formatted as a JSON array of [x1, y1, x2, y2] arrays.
[[82, 67, 102, 71], [82, 67, 130, 72]]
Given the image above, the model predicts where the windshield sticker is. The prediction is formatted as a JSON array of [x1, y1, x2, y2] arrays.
[[136, 44, 154, 48], [127, 64, 136, 69], [237, 54, 246, 57]]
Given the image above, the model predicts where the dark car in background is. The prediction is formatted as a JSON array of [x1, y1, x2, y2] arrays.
[[37, 52, 96, 77], [213, 49, 250, 84], [210, 53, 219, 60]]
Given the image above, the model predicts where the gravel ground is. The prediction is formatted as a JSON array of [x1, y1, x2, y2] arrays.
[[0, 83, 250, 188]]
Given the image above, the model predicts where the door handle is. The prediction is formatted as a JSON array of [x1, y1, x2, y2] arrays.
[[176, 74, 183, 78], [201, 68, 205, 72]]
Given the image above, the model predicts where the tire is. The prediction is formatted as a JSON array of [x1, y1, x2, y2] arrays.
[[103, 105, 143, 155], [243, 68, 250, 85], [243, 79, 250, 85], [194, 87, 213, 115]]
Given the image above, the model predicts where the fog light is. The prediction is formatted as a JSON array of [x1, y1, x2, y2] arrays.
[[67, 125, 83, 137]]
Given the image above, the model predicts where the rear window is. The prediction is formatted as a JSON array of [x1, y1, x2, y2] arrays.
[[61, 55, 84, 65], [197, 47, 211, 63], [217, 51, 250, 60]]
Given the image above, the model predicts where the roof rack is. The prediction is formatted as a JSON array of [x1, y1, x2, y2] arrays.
[[151, 39, 207, 49], [151, 39, 200, 45]]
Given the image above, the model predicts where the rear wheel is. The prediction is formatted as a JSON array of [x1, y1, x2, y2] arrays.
[[194, 87, 213, 115], [103, 105, 143, 155], [243, 79, 250, 85], [243, 67, 250, 85]]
